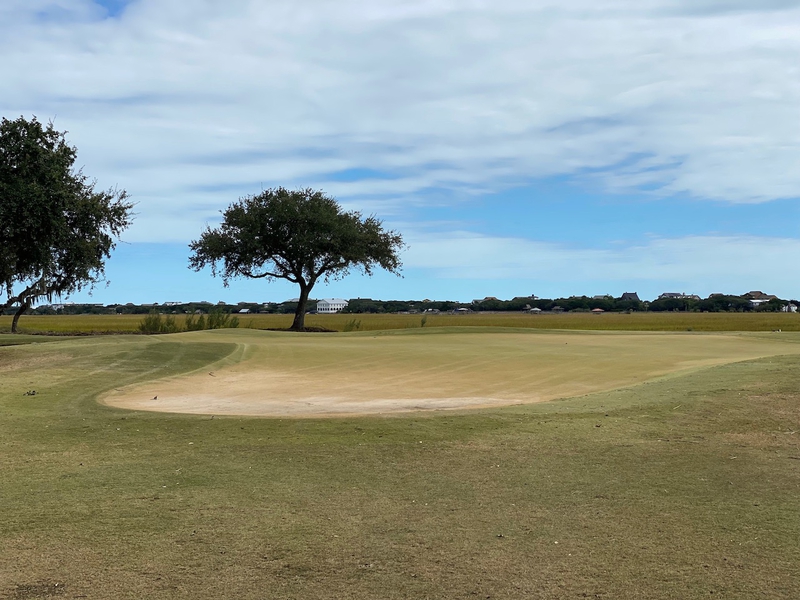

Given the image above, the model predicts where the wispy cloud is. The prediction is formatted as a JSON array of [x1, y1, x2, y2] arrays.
[[2, 1, 799, 303], [2, 0, 799, 244]]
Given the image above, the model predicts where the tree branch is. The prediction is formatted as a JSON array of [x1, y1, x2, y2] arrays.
[[241, 268, 296, 283]]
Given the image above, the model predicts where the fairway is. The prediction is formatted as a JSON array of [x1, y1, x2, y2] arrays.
[[102, 328, 800, 416], [3, 328, 800, 598]]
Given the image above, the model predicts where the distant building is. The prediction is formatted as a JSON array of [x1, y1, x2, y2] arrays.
[[317, 298, 348, 314], [658, 292, 699, 301], [745, 291, 779, 308], [620, 292, 640, 302]]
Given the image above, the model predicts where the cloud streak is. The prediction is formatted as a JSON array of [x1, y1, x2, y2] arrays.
[[1, 0, 798, 240]]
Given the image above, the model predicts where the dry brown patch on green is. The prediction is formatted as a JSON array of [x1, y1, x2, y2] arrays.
[[0, 346, 71, 374]]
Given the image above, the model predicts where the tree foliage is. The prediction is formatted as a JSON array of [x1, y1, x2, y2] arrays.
[[189, 187, 404, 330], [0, 116, 133, 332]]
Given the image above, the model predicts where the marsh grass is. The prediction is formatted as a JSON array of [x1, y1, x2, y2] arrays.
[[139, 310, 181, 334], [3, 310, 800, 335], [1, 331, 799, 598], [342, 318, 362, 332]]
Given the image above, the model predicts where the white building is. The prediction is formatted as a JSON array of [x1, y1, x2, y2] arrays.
[[316, 298, 348, 313]]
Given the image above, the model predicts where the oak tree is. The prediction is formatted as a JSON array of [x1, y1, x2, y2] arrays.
[[0, 116, 133, 332], [189, 187, 403, 331]]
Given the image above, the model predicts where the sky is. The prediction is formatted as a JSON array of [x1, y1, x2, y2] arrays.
[[2, 0, 800, 304]]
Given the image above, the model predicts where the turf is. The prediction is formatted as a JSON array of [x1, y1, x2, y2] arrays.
[[1, 331, 799, 599]]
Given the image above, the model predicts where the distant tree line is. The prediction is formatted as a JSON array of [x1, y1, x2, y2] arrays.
[[342, 298, 460, 313], [4, 300, 316, 316], [345, 294, 796, 313], [5, 293, 797, 317]]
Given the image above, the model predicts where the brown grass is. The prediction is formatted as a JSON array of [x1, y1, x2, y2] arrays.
[[3, 310, 800, 334]]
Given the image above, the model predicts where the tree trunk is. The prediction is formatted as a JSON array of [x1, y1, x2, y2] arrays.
[[11, 298, 30, 333], [290, 284, 310, 331]]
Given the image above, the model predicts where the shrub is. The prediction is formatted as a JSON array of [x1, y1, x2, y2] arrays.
[[138, 311, 181, 334], [185, 313, 206, 331], [343, 318, 362, 332], [185, 309, 239, 331], [207, 309, 239, 329]]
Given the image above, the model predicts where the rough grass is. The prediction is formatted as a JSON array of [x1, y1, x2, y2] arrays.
[[2, 310, 800, 334], [1, 331, 799, 599]]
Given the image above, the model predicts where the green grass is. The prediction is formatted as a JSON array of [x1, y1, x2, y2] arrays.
[[1, 330, 800, 598], [3, 310, 800, 334]]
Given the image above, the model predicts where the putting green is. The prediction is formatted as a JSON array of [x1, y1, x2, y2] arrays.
[[100, 328, 800, 417]]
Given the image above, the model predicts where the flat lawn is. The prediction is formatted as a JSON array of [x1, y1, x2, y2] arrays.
[[3, 310, 800, 333], [1, 330, 800, 599]]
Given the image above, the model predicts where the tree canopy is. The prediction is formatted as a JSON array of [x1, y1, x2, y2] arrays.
[[189, 187, 404, 330], [0, 116, 133, 332]]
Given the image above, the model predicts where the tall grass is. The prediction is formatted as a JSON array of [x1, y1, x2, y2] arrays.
[[138, 311, 182, 334], [342, 318, 362, 332], [3, 310, 800, 334], [185, 310, 240, 331], [138, 309, 241, 334]]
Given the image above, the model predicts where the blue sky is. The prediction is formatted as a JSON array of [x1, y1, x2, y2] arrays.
[[3, 0, 800, 304]]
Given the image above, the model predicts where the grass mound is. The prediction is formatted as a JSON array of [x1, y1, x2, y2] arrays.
[[103, 328, 800, 417]]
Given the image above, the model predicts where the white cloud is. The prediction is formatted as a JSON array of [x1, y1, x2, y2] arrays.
[[1, 0, 800, 242]]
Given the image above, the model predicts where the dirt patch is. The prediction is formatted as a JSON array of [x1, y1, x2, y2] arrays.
[[0, 350, 71, 374], [6, 581, 66, 599]]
